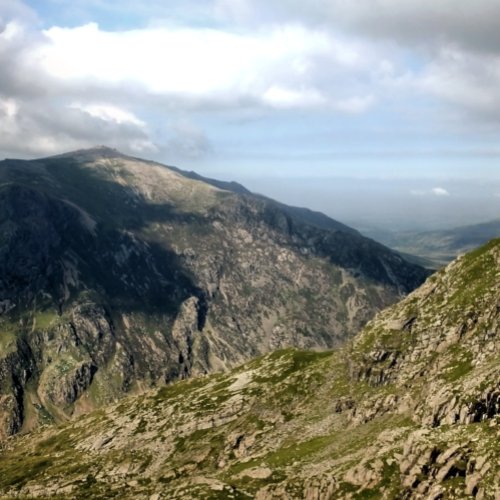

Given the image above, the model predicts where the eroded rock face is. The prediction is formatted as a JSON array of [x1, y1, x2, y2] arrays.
[[0, 338, 37, 438], [41, 361, 97, 407], [0, 148, 428, 437], [0, 395, 22, 440]]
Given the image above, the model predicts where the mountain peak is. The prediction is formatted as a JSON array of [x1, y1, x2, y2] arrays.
[[48, 145, 125, 160]]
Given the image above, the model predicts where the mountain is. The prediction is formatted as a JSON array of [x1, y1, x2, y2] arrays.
[[362, 218, 500, 268], [1, 238, 498, 499], [0, 146, 428, 438]]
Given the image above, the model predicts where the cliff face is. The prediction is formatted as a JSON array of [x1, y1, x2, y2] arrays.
[[0, 238, 497, 499], [0, 147, 428, 437], [350, 239, 500, 422]]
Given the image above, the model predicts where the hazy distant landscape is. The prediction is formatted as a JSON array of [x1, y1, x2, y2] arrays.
[[358, 218, 500, 267], [240, 177, 500, 234], [241, 177, 500, 268]]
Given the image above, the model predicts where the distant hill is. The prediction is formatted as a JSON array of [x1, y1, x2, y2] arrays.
[[361, 218, 500, 268]]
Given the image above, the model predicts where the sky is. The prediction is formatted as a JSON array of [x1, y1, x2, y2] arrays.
[[2, 0, 500, 230]]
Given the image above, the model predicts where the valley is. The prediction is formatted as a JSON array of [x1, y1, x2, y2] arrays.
[[360, 219, 500, 269], [2, 2, 500, 498]]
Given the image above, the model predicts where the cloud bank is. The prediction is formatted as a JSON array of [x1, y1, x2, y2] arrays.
[[2, 0, 500, 164]]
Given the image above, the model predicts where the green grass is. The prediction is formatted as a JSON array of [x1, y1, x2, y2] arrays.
[[265, 434, 335, 467], [33, 310, 59, 330], [0, 329, 17, 353], [441, 347, 474, 382], [250, 349, 332, 385], [0, 456, 53, 489]]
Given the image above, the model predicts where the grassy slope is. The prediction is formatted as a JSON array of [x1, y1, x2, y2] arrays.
[[0, 346, 497, 498], [0, 243, 499, 499]]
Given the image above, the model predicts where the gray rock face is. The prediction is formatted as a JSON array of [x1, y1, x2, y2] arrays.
[[43, 361, 96, 407], [0, 147, 428, 436], [0, 338, 36, 439]]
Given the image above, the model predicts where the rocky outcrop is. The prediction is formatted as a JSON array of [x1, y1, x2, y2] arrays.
[[41, 361, 97, 407], [0, 338, 38, 438], [0, 337, 497, 498], [0, 395, 22, 440], [398, 430, 498, 499]]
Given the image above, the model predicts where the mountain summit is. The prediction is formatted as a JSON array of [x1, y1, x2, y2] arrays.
[[0, 147, 428, 437]]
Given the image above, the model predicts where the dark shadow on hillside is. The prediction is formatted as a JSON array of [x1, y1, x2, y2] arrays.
[[0, 170, 207, 323], [0, 155, 430, 327], [42, 158, 210, 231]]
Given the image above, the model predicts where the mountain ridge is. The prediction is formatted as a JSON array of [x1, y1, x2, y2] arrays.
[[0, 147, 428, 439]]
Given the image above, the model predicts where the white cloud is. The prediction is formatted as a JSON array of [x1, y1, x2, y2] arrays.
[[410, 187, 450, 197], [418, 45, 500, 123], [0, 97, 18, 117], [32, 22, 383, 109], [4, 0, 500, 163], [226, 0, 500, 54], [69, 103, 146, 127], [213, 0, 253, 24], [431, 187, 450, 196], [0, 99, 157, 157], [205, 0, 500, 125], [262, 86, 326, 109], [0, 20, 23, 41], [334, 95, 375, 114], [164, 119, 212, 159], [0, 6, 400, 158]]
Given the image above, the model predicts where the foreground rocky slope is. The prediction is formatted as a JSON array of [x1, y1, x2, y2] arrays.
[[1, 239, 498, 499], [0, 147, 428, 438]]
